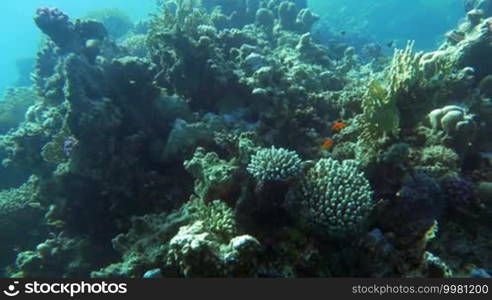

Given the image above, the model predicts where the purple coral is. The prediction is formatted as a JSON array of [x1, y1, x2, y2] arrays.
[[440, 176, 484, 217], [34, 7, 78, 49]]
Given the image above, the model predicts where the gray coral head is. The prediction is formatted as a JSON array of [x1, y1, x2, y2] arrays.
[[291, 158, 374, 238], [247, 146, 303, 182], [428, 105, 476, 136]]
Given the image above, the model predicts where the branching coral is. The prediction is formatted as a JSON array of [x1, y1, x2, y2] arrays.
[[247, 146, 303, 182], [289, 158, 374, 238], [357, 40, 458, 158], [386, 41, 422, 95], [190, 197, 237, 238]]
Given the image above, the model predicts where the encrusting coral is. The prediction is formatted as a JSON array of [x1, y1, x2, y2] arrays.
[[184, 147, 240, 202]]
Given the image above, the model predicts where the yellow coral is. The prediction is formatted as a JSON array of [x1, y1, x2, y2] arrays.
[[358, 80, 400, 149], [387, 41, 422, 95], [358, 41, 426, 151]]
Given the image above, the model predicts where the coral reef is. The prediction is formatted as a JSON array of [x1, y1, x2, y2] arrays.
[[12, 234, 97, 278], [184, 147, 240, 202], [428, 105, 477, 148], [166, 221, 260, 277], [0, 88, 37, 134], [0, 176, 46, 272], [441, 176, 484, 217], [0, 0, 491, 278], [416, 145, 460, 178], [91, 204, 194, 278], [85, 8, 134, 39]]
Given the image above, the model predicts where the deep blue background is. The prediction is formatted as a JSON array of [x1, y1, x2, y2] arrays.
[[0, 0, 156, 96]]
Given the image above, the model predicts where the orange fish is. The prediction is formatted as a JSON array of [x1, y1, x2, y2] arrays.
[[331, 121, 348, 132], [320, 138, 334, 150]]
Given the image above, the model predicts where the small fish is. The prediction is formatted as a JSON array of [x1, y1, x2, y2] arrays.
[[387, 40, 396, 48], [320, 138, 334, 150], [331, 121, 348, 132], [340, 30, 346, 36]]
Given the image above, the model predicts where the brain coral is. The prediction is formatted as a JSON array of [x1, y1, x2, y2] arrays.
[[291, 158, 374, 237], [247, 146, 303, 182]]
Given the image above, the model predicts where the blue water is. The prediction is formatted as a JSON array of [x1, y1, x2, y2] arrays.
[[311, 0, 463, 51], [0, 0, 157, 96]]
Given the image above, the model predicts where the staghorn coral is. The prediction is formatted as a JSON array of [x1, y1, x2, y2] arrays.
[[247, 146, 303, 182], [288, 158, 374, 238]]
